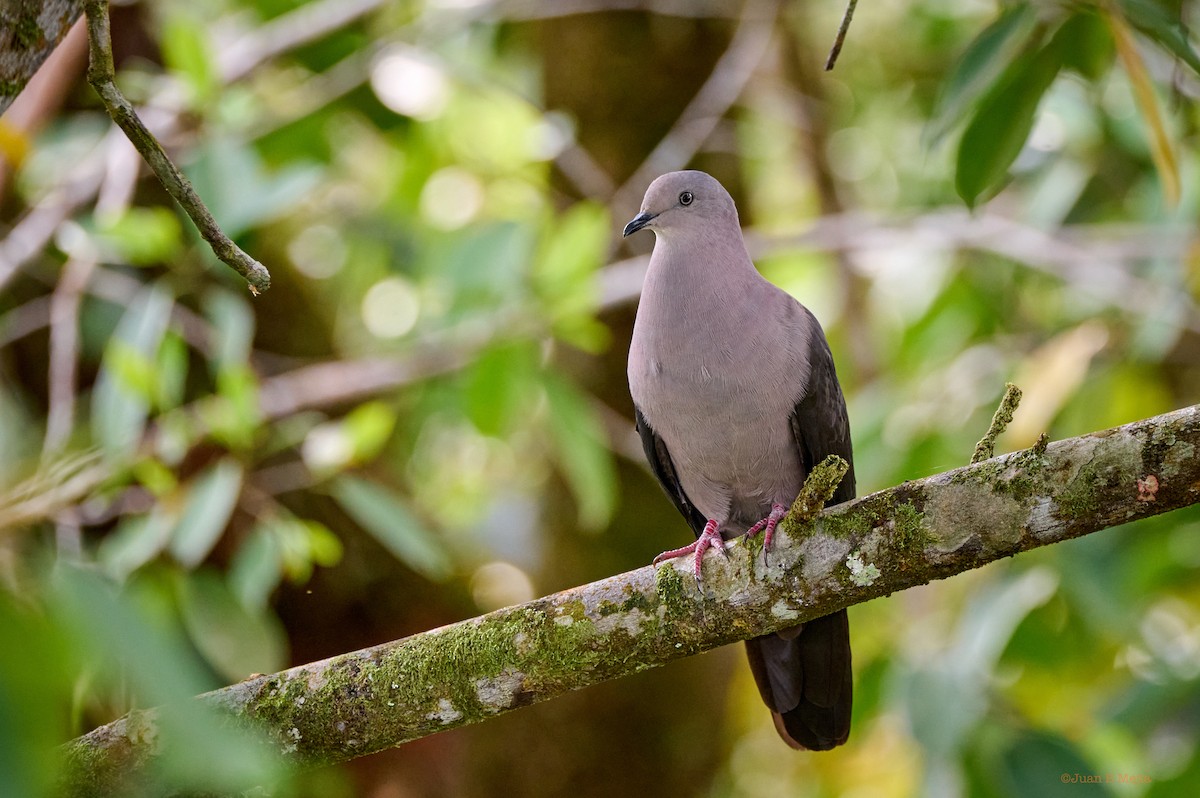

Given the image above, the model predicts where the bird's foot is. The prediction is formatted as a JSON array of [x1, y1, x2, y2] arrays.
[[744, 503, 788, 560], [653, 519, 727, 583]]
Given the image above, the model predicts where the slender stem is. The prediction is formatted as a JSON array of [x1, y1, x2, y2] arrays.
[[825, 0, 859, 70], [81, 0, 271, 294]]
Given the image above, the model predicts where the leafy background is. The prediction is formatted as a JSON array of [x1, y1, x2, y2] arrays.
[[2, 0, 1200, 795]]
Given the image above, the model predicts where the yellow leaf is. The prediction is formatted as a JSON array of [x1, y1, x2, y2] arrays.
[[0, 120, 31, 167], [1107, 7, 1180, 208], [1008, 321, 1110, 446]]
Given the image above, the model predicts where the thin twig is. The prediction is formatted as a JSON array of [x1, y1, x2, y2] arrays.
[[782, 9, 875, 378], [0, 452, 107, 532], [972, 382, 1023, 464], [824, 0, 859, 71], [81, 0, 271, 294]]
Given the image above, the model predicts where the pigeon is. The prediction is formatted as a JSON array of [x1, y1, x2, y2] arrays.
[[624, 170, 854, 750]]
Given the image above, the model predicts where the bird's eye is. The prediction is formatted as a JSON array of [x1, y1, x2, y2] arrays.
[[679, 191, 694, 206]]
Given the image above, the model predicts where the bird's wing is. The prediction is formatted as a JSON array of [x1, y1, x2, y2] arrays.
[[634, 405, 708, 537], [789, 317, 856, 505], [746, 307, 855, 750]]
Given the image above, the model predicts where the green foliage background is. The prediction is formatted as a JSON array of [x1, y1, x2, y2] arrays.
[[2, 0, 1200, 795]]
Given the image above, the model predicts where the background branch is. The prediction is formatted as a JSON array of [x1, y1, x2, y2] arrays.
[[610, 0, 780, 214], [82, 0, 271, 294], [61, 402, 1200, 794]]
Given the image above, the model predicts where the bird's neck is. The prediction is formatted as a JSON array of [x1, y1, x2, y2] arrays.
[[639, 228, 764, 328]]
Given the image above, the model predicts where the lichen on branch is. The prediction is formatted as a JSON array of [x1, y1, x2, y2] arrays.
[[59, 403, 1200, 795], [972, 381, 1023, 464]]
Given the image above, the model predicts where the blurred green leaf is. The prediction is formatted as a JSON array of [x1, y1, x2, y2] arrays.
[[155, 408, 200, 467], [204, 289, 256, 373], [175, 568, 287, 681], [305, 520, 343, 567], [54, 566, 214, 702], [105, 341, 157, 403], [342, 401, 397, 463], [893, 664, 987, 760], [94, 207, 184, 265], [0, 590, 74, 798], [426, 221, 534, 310], [927, 3, 1039, 145], [155, 332, 189, 412], [998, 731, 1114, 797], [98, 510, 176, 580], [534, 201, 611, 351], [168, 458, 244, 568], [52, 567, 290, 793], [1118, 0, 1200, 76], [161, 14, 218, 103], [275, 515, 342, 583], [332, 475, 452, 580], [466, 341, 538, 436], [955, 40, 1063, 206], [542, 374, 616, 529], [132, 457, 178, 497], [954, 567, 1058, 671], [229, 526, 283, 610], [185, 135, 322, 238], [199, 365, 262, 451], [302, 404, 396, 477], [440, 91, 547, 171], [1059, 11, 1115, 80], [92, 283, 174, 457]]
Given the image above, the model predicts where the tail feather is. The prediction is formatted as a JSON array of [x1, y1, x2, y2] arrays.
[[744, 609, 852, 751]]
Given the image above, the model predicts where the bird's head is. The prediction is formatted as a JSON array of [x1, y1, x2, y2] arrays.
[[622, 170, 739, 239]]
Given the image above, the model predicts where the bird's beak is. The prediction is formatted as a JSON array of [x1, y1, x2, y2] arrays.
[[623, 211, 657, 237]]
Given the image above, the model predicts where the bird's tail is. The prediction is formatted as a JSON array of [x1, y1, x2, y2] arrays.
[[743, 609, 852, 750]]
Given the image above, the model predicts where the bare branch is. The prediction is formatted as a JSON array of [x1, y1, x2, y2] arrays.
[[82, 0, 271, 294], [611, 0, 780, 213], [825, 0, 859, 71], [599, 210, 1200, 332], [60, 403, 1200, 793], [220, 0, 387, 84]]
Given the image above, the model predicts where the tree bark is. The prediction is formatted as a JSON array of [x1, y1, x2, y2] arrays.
[[0, 0, 84, 115], [59, 402, 1200, 794]]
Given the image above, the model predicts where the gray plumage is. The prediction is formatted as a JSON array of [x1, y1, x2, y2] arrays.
[[624, 170, 855, 751]]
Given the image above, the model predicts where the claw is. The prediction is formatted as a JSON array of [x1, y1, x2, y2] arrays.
[[653, 519, 726, 582], [745, 503, 787, 563]]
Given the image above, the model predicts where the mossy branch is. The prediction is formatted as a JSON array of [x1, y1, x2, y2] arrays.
[[60, 403, 1200, 794], [0, 1, 85, 115], [82, 0, 271, 294], [972, 381, 1023, 464]]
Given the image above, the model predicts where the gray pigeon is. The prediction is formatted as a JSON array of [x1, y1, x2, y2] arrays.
[[623, 170, 854, 750]]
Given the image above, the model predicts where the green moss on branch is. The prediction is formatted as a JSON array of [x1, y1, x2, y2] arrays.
[[59, 403, 1200, 794]]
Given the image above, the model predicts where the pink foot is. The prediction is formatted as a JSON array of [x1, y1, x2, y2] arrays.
[[653, 519, 727, 582], [744, 503, 787, 559]]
